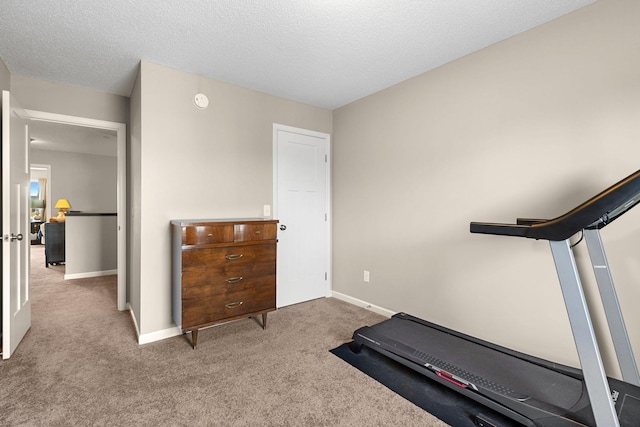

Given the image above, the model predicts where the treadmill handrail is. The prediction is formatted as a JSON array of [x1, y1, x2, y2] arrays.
[[470, 169, 640, 241]]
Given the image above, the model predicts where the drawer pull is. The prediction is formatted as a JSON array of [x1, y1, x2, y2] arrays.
[[225, 254, 243, 260], [255, 230, 261, 234], [225, 301, 243, 309], [207, 233, 213, 237], [225, 276, 243, 284]]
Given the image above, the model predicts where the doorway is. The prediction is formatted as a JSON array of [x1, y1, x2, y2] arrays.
[[28, 164, 50, 245], [26, 109, 127, 311]]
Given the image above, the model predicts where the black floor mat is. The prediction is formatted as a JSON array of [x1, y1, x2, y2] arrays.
[[331, 342, 522, 427]]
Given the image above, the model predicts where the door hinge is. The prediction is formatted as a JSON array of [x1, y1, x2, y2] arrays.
[[325, 154, 328, 163], [325, 272, 327, 280], [325, 213, 327, 221]]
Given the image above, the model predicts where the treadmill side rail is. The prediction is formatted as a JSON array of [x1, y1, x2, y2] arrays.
[[583, 228, 640, 387], [550, 239, 620, 427]]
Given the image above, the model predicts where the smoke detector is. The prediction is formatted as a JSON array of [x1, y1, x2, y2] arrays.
[[194, 93, 209, 109]]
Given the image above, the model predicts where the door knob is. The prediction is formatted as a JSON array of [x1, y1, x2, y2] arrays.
[[280, 225, 287, 231], [10, 233, 23, 242]]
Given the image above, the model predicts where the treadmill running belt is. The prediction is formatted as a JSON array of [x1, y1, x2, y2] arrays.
[[353, 314, 597, 426], [372, 315, 584, 410], [331, 342, 523, 427]]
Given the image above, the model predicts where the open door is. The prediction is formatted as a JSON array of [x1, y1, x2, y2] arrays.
[[2, 90, 31, 359]]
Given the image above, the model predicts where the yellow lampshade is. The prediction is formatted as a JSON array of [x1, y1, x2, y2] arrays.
[[54, 199, 71, 210], [54, 199, 71, 222]]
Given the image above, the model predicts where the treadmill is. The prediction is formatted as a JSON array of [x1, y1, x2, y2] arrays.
[[350, 169, 640, 426]]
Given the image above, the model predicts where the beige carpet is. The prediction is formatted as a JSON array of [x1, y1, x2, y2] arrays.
[[0, 245, 450, 426]]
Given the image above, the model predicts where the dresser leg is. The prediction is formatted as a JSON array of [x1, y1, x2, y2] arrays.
[[262, 313, 268, 330], [191, 329, 198, 349]]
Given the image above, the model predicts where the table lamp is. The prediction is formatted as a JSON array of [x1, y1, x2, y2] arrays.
[[54, 199, 71, 222]]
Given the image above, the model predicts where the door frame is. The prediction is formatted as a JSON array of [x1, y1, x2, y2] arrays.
[[272, 123, 332, 304], [25, 109, 127, 311]]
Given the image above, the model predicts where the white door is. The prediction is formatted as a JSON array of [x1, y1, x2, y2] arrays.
[[2, 90, 31, 359], [274, 125, 330, 307]]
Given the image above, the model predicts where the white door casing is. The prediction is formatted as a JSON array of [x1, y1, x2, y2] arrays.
[[2, 90, 31, 359], [24, 110, 127, 312], [273, 124, 331, 307]]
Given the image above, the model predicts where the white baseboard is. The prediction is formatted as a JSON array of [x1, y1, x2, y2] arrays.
[[138, 326, 182, 345], [126, 302, 182, 345], [128, 292, 392, 346], [127, 303, 140, 339], [64, 269, 117, 280], [331, 291, 395, 318]]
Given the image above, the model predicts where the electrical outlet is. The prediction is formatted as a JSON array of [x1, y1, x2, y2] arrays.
[[363, 270, 370, 283], [263, 205, 271, 217]]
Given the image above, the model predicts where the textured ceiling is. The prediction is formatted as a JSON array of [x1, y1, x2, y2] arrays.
[[1, 0, 595, 110]]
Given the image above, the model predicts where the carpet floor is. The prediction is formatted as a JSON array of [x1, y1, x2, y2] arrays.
[[0, 245, 450, 426]]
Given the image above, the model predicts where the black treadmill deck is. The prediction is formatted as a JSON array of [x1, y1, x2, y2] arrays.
[[354, 313, 600, 426], [373, 315, 583, 405]]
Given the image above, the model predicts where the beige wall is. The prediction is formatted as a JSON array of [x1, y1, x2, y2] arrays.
[[11, 75, 129, 123], [332, 0, 640, 374], [30, 149, 117, 213], [0, 57, 9, 91], [133, 61, 332, 335]]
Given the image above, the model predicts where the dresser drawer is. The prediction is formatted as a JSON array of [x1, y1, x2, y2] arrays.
[[182, 243, 276, 268], [182, 274, 274, 300], [182, 283, 275, 328], [181, 243, 276, 277], [183, 224, 234, 245], [234, 223, 277, 242]]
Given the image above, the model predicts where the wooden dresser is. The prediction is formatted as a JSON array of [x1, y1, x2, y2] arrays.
[[171, 218, 278, 348]]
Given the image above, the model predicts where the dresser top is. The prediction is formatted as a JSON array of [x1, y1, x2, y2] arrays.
[[170, 218, 278, 227]]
